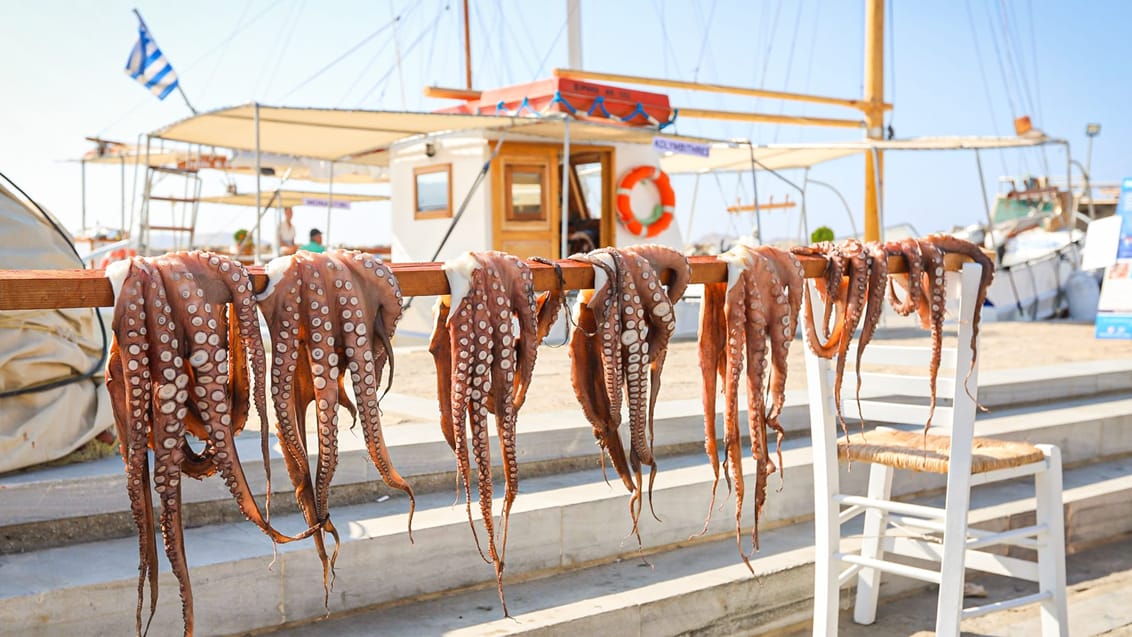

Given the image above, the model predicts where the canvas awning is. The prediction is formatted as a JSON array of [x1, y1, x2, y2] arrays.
[[150, 104, 719, 167], [198, 190, 388, 208], [151, 105, 1066, 177], [659, 135, 1064, 175]]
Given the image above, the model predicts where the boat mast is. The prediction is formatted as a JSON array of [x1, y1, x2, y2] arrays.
[[863, 0, 885, 242], [462, 0, 472, 89], [567, 0, 582, 68]]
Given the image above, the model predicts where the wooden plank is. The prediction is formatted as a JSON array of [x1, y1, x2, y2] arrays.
[[676, 107, 864, 129], [0, 252, 969, 311]]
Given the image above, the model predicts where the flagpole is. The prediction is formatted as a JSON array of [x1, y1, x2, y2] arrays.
[[132, 8, 197, 114]]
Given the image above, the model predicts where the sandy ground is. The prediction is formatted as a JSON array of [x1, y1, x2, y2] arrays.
[[384, 319, 1132, 417]]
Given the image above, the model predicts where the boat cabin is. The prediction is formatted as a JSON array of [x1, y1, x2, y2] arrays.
[[388, 77, 685, 263]]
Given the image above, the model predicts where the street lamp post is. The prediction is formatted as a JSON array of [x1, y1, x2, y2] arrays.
[[1085, 123, 1101, 188]]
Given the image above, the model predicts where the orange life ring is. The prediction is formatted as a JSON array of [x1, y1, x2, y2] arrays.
[[99, 247, 138, 270], [616, 165, 675, 238]]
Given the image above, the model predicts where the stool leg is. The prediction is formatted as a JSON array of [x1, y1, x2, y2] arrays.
[[854, 462, 894, 624], [1035, 444, 1068, 637]]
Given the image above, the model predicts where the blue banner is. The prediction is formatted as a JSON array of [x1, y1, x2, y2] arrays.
[[1095, 177, 1132, 339]]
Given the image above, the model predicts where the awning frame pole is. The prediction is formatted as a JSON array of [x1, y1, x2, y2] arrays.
[[326, 163, 335, 245], [254, 102, 262, 265], [560, 118, 571, 257], [974, 149, 997, 252], [80, 159, 87, 231]]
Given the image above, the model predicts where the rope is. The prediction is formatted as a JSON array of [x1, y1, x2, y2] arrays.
[[357, 6, 448, 105], [692, 0, 719, 82], [773, 0, 806, 143], [278, 11, 408, 101], [963, 0, 1011, 179]]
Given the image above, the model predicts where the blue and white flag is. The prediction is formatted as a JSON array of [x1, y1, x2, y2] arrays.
[[124, 13, 180, 100]]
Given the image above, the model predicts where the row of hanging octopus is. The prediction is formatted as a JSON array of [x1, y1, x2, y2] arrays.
[[102, 233, 991, 635]]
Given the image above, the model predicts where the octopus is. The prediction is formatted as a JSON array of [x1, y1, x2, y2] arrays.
[[793, 238, 884, 436], [697, 244, 803, 567], [796, 234, 994, 439], [428, 251, 561, 616], [884, 234, 995, 426], [104, 251, 318, 637], [255, 249, 414, 602], [567, 245, 689, 543]]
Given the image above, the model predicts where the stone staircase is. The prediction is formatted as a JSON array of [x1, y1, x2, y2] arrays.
[[1, 360, 1130, 637]]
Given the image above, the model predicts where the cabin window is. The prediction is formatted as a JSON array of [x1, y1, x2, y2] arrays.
[[505, 164, 548, 222], [414, 164, 452, 219]]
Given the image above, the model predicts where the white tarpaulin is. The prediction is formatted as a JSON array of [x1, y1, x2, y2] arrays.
[[0, 185, 113, 473]]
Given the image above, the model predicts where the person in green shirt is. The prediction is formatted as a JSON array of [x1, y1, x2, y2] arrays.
[[299, 228, 327, 253]]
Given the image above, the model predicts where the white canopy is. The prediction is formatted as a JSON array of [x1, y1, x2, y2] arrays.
[[150, 104, 717, 167], [659, 134, 1064, 175], [150, 105, 1065, 176]]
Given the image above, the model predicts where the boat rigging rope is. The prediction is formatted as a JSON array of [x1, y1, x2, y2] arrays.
[[259, 0, 308, 99], [0, 170, 108, 400], [279, 8, 412, 102], [357, 5, 447, 106], [963, 0, 1011, 178], [772, 0, 806, 143]]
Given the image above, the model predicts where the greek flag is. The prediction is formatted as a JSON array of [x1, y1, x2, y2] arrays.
[[124, 13, 180, 100]]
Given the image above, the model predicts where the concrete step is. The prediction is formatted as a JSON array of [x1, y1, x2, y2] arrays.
[[255, 456, 1132, 637], [3, 358, 1129, 553], [3, 395, 1130, 637]]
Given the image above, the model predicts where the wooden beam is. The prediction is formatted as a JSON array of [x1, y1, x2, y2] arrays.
[[423, 86, 482, 101], [0, 253, 971, 311], [554, 68, 893, 113], [676, 107, 864, 129]]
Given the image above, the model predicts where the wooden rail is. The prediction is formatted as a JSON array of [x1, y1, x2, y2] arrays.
[[0, 253, 970, 311]]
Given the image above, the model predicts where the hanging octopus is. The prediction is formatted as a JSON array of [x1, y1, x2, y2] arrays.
[[567, 245, 689, 544], [255, 249, 414, 601], [104, 252, 318, 637], [428, 251, 561, 616], [884, 234, 995, 428], [697, 244, 803, 568]]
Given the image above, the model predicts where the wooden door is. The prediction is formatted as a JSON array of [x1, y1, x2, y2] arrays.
[[491, 143, 615, 260], [492, 146, 559, 259]]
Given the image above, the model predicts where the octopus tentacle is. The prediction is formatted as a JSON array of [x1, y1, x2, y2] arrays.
[[333, 252, 416, 535], [752, 246, 803, 472], [695, 281, 728, 535], [885, 237, 925, 317], [721, 258, 751, 570], [851, 242, 890, 425], [915, 239, 948, 430], [740, 259, 771, 556], [921, 233, 995, 401], [106, 260, 161, 635], [568, 253, 634, 492]]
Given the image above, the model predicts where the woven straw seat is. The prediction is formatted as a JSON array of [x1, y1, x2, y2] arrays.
[[838, 428, 1046, 474]]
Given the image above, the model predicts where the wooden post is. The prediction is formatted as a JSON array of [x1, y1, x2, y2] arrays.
[[863, 0, 885, 242]]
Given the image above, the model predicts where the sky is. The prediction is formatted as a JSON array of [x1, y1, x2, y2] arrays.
[[1, 0, 1129, 250]]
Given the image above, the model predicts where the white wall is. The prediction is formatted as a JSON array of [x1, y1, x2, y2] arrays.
[[611, 142, 684, 250], [389, 135, 491, 264]]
